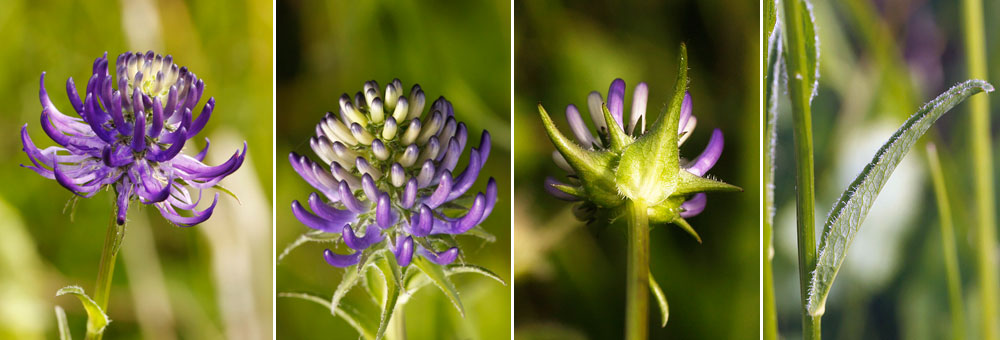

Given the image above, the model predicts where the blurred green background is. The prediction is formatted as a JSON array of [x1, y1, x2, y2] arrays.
[[770, 0, 1000, 339], [0, 0, 273, 339], [513, 0, 759, 338], [275, 0, 510, 339]]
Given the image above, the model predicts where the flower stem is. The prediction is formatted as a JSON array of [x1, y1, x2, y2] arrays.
[[624, 199, 649, 340], [927, 143, 966, 340], [962, 0, 998, 337], [86, 212, 126, 340], [780, 0, 820, 338], [388, 309, 407, 340]]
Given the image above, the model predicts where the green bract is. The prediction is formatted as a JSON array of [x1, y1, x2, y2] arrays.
[[538, 44, 740, 241]]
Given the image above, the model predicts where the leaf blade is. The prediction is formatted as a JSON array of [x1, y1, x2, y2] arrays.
[[649, 273, 669, 327], [55, 285, 110, 336], [806, 80, 994, 316], [412, 256, 465, 317], [279, 292, 376, 340], [55, 306, 72, 340]]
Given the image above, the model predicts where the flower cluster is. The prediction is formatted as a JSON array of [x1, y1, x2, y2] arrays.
[[290, 79, 496, 268], [21, 51, 246, 226], [538, 46, 736, 240]]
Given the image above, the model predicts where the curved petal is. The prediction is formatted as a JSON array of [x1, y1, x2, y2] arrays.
[[157, 193, 219, 227], [418, 247, 459, 265], [291, 200, 347, 233], [684, 128, 723, 177], [680, 193, 707, 218], [375, 193, 397, 229], [342, 225, 384, 251], [148, 127, 187, 162], [424, 170, 452, 209], [323, 249, 361, 268], [338, 180, 366, 214], [392, 236, 414, 267], [446, 150, 481, 202], [607, 78, 625, 128], [307, 193, 357, 225]]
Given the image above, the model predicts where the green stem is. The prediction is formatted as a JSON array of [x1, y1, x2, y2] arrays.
[[927, 143, 966, 340], [962, 0, 998, 338], [85, 212, 126, 340], [780, 0, 820, 338], [624, 199, 650, 340], [388, 308, 406, 340]]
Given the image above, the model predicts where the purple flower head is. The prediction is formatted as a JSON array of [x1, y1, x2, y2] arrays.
[[290, 79, 496, 268], [21, 51, 246, 227], [537, 47, 739, 242]]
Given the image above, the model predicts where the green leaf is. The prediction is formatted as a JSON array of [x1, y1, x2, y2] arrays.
[[765, 0, 777, 60], [279, 292, 376, 340], [801, 0, 819, 102], [649, 273, 669, 327], [55, 306, 72, 340], [211, 184, 242, 204], [412, 256, 465, 317], [331, 259, 366, 316], [277, 230, 341, 264], [806, 80, 994, 316], [364, 264, 386, 306], [371, 255, 401, 340], [55, 285, 110, 336], [616, 44, 686, 204], [445, 263, 507, 286], [462, 226, 497, 243]]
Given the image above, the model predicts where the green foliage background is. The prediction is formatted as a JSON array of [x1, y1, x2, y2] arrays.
[[513, 0, 759, 338], [0, 0, 273, 339], [275, 0, 511, 339]]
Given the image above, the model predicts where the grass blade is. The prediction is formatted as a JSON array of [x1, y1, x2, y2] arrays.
[[927, 143, 966, 340], [806, 79, 993, 316], [55, 306, 72, 340]]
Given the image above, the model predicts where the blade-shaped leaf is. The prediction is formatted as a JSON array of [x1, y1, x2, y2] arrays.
[[412, 256, 465, 317], [279, 292, 376, 340], [806, 80, 994, 316], [801, 0, 819, 102], [364, 264, 386, 306], [55, 286, 109, 335], [55, 306, 72, 340], [445, 264, 506, 286], [649, 273, 669, 327], [211, 184, 242, 204], [372, 255, 401, 340], [331, 256, 367, 315], [277, 230, 341, 264]]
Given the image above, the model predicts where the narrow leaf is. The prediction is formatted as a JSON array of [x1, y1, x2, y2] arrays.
[[277, 230, 341, 264], [55, 306, 72, 340], [412, 256, 465, 316], [331, 261, 365, 315], [649, 273, 669, 327], [373, 255, 401, 340], [446, 264, 507, 286], [211, 184, 242, 204], [279, 292, 376, 340], [55, 286, 110, 336], [801, 1, 819, 101], [806, 80, 994, 316]]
